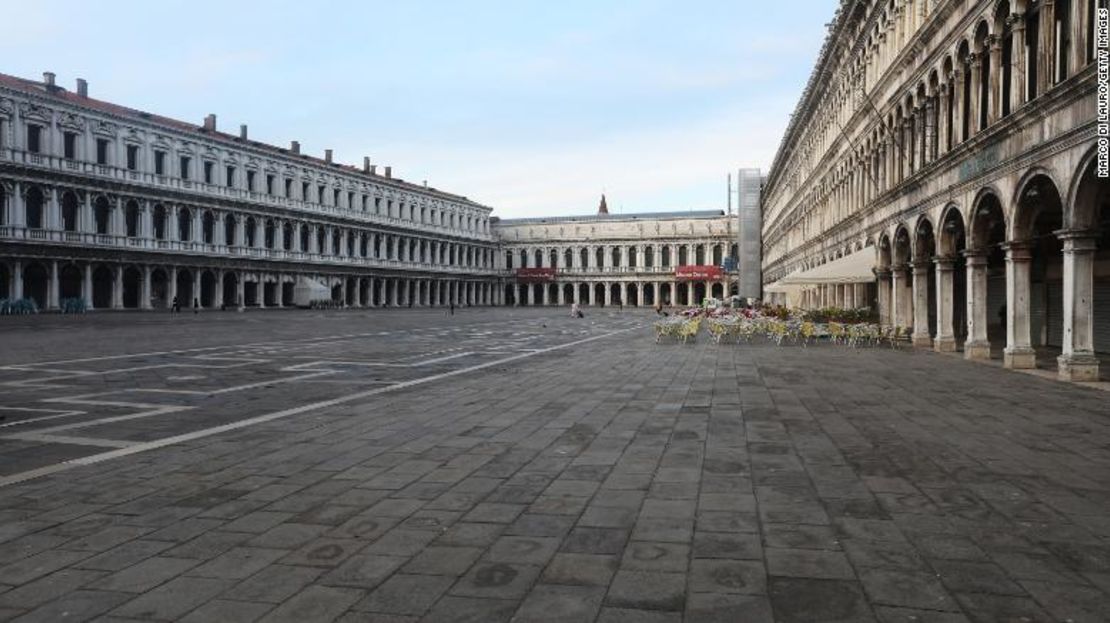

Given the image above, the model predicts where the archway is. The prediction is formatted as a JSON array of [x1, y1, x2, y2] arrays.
[[692, 282, 707, 305], [125, 201, 140, 238], [92, 265, 113, 309], [625, 283, 638, 307], [153, 204, 167, 240], [200, 270, 217, 308], [504, 284, 516, 306], [1008, 173, 1065, 369], [531, 283, 543, 305], [711, 283, 724, 299], [94, 196, 111, 234], [967, 192, 1007, 359], [178, 207, 192, 242], [283, 280, 295, 307], [176, 269, 194, 307], [224, 214, 237, 246], [151, 268, 169, 309], [0, 263, 9, 299], [222, 272, 238, 309], [331, 283, 342, 303], [122, 267, 141, 309], [659, 283, 671, 306], [25, 187, 44, 229], [912, 217, 938, 346], [59, 264, 82, 301], [936, 206, 968, 351], [347, 277, 358, 306], [892, 226, 913, 329], [643, 283, 655, 306], [547, 283, 558, 305], [202, 211, 215, 244], [594, 283, 606, 306], [577, 283, 589, 305], [1058, 153, 1110, 379], [676, 283, 689, 306], [61, 191, 79, 232], [562, 283, 574, 305], [610, 283, 622, 307], [22, 263, 48, 309]]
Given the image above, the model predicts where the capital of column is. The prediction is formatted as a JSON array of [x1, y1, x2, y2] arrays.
[[910, 260, 932, 274], [962, 249, 989, 266], [1001, 241, 1033, 261], [1006, 12, 1025, 31], [1054, 228, 1100, 252], [933, 255, 957, 270], [873, 267, 892, 278]]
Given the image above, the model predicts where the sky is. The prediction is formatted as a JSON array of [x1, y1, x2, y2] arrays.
[[4, 0, 835, 218]]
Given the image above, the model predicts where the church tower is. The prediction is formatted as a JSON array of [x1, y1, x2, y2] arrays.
[[598, 194, 609, 215]]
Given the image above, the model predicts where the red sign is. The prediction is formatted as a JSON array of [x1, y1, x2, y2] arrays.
[[516, 268, 557, 282], [675, 265, 723, 281]]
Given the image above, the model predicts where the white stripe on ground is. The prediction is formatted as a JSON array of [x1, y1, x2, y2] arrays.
[[0, 325, 639, 488]]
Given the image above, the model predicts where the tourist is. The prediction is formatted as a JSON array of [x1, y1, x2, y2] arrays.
[[193, 297, 199, 314], [171, 296, 179, 313]]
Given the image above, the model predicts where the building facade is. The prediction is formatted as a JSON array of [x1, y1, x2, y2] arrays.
[[762, 0, 1107, 381], [0, 72, 501, 312], [495, 202, 739, 307]]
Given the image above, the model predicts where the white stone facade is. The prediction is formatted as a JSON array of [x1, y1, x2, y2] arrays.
[[494, 211, 738, 307], [0, 72, 500, 310], [762, 0, 1107, 381]]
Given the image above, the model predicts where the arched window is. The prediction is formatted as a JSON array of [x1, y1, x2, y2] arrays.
[[94, 196, 110, 235], [62, 192, 79, 232], [25, 187, 45, 229], [534, 249, 543, 267], [126, 200, 141, 237], [224, 214, 236, 246], [245, 217, 257, 247], [154, 205, 167, 240], [177, 207, 192, 241]]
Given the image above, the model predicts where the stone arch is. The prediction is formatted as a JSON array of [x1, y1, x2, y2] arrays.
[[1010, 169, 1064, 242], [22, 262, 48, 308], [59, 263, 82, 300], [892, 225, 913, 265], [24, 186, 45, 229], [91, 264, 113, 309], [1066, 145, 1110, 231], [968, 186, 1007, 250], [93, 195, 111, 234], [913, 214, 936, 261], [61, 190, 80, 232], [938, 204, 967, 256]]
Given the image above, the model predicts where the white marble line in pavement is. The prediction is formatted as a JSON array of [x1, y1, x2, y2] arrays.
[[0, 325, 641, 488]]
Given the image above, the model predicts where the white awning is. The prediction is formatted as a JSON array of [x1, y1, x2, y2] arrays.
[[779, 249, 876, 285]]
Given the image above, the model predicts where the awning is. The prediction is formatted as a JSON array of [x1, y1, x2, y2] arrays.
[[779, 249, 876, 285]]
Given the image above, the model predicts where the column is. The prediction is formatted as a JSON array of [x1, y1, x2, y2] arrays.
[[166, 264, 177, 308], [236, 272, 244, 309], [937, 83, 950, 156], [964, 252, 991, 360], [142, 265, 153, 310], [83, 263, 93, 308], [911, 261, 931, 346], [47, 260, 59, 310], [1010, 13, 1027, 110], [969, 52, 982, 134], [391, 279, 399, 306], [1003, 243, 1036, 369], [604, 283, 612, 306], [112, 265, 124, 310], [1070, 0, 1090, 72], [1039, 0, 1056, 93], [1057, 231, 1100, 381], [988, 34, 1002, 125], [890, 267, 907, 327], [213, 271, 223, 309], [953, 66, 965, 144], [933, 256, 957, 352], [12, 261, 23, 300], [924, 98, 936, 164], [557, 283, 565, 306]]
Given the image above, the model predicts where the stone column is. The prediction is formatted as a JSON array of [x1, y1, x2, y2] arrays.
[[214, 271, 223, 309], [911, 261, 932, 346], [166, 264, 177, 308], [1039, 0, 1056, 93], [937, 83, 950, 156], [924, 98, 936, 164], [1057, 231, 1100, 381], [12, 261, 23, 301], [988, 34, 1002, 125], [968, 53, 981, 136], [1003, 243, 1036, 369], [1070, 0, 1090, 72], [890, 267, 907, 328], [47, 260, 59, 310], [1010, 13, 1027, 110], [933, 256, 957, 352], [964, 252, 991, 359], [142, 266, 152, 310], [81, 263, 92, 308], [604, 283, 612, 306], [236, 272, 244, 309], [391, 279, 399, 306], [112, 265, 124, 309], [952, 67, 965, 144]]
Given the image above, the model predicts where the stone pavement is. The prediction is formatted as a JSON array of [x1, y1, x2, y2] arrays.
[[0, 308, 1108, 622]]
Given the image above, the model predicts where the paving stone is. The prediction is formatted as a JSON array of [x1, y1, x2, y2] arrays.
[[0, 549, 93, 586], [0, 568, 104, 609], [485, 536, 559, 565], [421, 595, 517, 623], [953, 592, 1054, 623], [929, 559, 1026, 596], [460, 503, 526, 524], [402, 546, 482, 576], [512, 584, 605, 622], [541, 553, 617, 587], [180, 598, 273, 623], [769, 577, 874, 623], [873, 606, 971, 623], [88, 556, 199, 592], [595, 607, 682, 623], [692, 531, 763, 560], [321, 553, 407, 589], [620, 541, 689, 573], [604, 570, 686, 611], [364, 528, 439, 557], [856, 567, 958, 612], [10, 589, 130, 623], [560, 527, 628, 555], [257, 585, 363, 623], [689, 559, 767, 594], [684, 592, 775, 623], [247, 523, 328, 549], [187, 546, 287, 580], [225, 564, 323, 604], [767, 547, 857, 579], [353, 573, 454, 615], [111, 576, 232, 620], [281, 538, 365, 568], [435, 522, 505, 548], [449, 562, 541, 600], [504, 513, 575, 538]]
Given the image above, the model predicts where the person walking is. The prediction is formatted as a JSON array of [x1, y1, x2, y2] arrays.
[[171, 295, 179, 313], [449, 301, 455, 316], [193, 297, 199, 314]]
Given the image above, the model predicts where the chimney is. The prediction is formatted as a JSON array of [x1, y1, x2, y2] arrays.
[[239, 124, 248, 140], [384, 166, 392, 179], [43, 72, 56, 88], [324, 149, 333, 164], [370, 165, 377, 175], [76, 78, 88, 97], [203, 114, 217, 132], [291, 140, 300, 154], [363, 157, 371, 172]]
